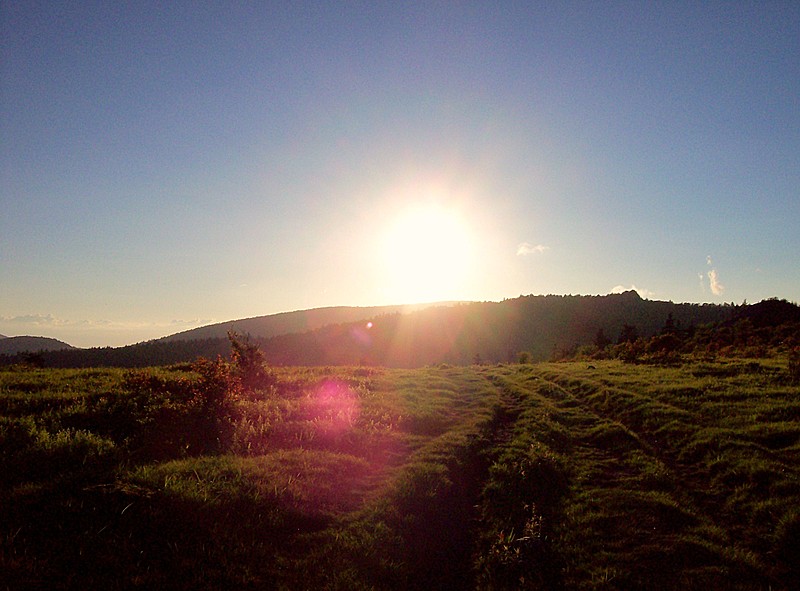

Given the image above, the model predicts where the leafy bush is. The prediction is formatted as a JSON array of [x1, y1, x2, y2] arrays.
[[190, 355, 240, 453], [615, 340, 644, 363], [228, 331, 274, 393], [119, 358, 240, 457]]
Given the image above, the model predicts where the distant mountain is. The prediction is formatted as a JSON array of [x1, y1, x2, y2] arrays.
[[8, 293, 797, 369], [16, 292, 761, 368], [736, 297, 800, 327], [255, 292, 739, 366], [0, 336, 75, 355], [158, 303, 460, 343]]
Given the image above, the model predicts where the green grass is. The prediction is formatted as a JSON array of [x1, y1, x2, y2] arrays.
[[1, 358, 799, 589]]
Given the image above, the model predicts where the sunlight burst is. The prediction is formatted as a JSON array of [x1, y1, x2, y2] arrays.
[[381, 204, 473, 303]]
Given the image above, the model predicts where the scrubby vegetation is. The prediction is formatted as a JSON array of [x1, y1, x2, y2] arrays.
[[551, 303, 800, 366], [2, 340, 799, 589]]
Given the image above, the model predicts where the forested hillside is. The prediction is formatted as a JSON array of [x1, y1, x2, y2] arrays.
[[3, 293, 797, 368], [0, 336, 75, 355], [159, 302, 455, 343]]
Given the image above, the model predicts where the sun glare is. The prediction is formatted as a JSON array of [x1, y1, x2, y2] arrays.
[[381, 204, 474, 303]]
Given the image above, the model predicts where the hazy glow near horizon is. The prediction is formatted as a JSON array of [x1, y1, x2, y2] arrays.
[[1, 3, 799, 348]]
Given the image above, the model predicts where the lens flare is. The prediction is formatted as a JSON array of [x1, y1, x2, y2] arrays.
[[303, 379, 360, 439]]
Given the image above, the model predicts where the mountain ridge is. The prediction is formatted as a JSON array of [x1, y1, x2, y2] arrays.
[[0, 336, 75, 355], [8, 292, 794, 368], [158, 302, 462, 343], [254, 291, 739, 366]]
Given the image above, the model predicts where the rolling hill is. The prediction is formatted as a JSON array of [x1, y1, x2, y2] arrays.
[[254, 291, 739, 366], [8, 291, 784, 368], [157, 302, 460, 343], [0, 336, 75, 355]]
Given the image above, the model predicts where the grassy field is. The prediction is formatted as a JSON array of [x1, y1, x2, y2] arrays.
[[2, 358, 799, 589]]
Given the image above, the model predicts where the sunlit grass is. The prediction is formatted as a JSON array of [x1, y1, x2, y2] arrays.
[[2, 356, 799, 588]]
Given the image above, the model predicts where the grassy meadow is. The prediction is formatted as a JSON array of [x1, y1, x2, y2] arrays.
[[2, 356, 799, 590]]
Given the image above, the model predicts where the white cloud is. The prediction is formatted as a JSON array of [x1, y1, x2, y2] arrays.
[[0, 314, 210, 330], [516, 242, 549, 256], [1, 314, 61, 326], [708, 269, 725, 296], [611, 284, 656, 299], [703, 255, 725, 296]]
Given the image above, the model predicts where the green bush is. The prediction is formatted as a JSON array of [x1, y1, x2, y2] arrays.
[[228, 331, 274, 393], [119, 359, 240, 458]]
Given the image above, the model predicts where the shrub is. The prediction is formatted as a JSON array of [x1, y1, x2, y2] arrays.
[[616, 340, 644, 363], [190, 356, 240, 453], [228, 331, 274, 393], [192, 357, 237, 416], [120, 360, 239, 457]]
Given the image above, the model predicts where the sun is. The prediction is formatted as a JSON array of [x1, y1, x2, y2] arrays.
[[381, 204, 474, 303]]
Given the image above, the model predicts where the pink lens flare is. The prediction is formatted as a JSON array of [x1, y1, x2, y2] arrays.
[[303, 379, 361, 437]]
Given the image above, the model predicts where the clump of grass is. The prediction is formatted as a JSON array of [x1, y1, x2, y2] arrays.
[[1, 417, 118, 489]]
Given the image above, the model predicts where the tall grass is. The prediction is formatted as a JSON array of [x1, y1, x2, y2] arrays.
[[2, 356, 798, 589]]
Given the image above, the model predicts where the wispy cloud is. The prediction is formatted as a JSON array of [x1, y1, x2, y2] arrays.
[[1, 314, 63, 326], [0, 314, 210, 331], [704, 255, 725, 296], [516, 242, 549, 256], [708, 269, 725, 296], [611, 284, 656, 299]]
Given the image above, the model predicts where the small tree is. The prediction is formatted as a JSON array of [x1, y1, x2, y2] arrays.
[[616, 339, 645, 364], [594, 328, 611, 350], [228, 331, 274, 393], [617, 324, 639, 344], [661, 313, 676, 335], [193, 356, 236, 418], [191, 355, 239, 453]]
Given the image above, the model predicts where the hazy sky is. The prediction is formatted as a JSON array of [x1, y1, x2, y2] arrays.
[[2, 2, 799, 347]]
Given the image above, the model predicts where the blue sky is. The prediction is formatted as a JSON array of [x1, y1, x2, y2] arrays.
[[2, 1, 798, 347]]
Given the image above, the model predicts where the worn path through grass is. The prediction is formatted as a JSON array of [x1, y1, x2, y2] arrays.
[[518, 361, 800, 589]]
